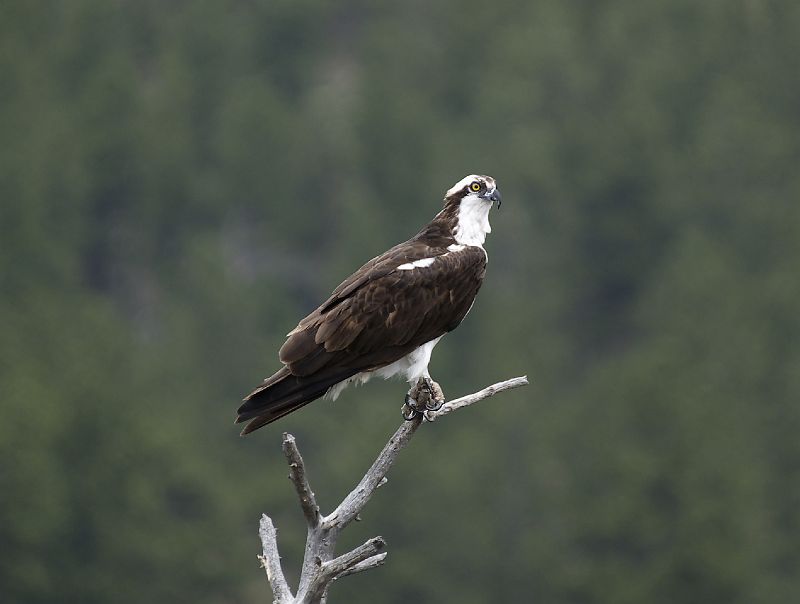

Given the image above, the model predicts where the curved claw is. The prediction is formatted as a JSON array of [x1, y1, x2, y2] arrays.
[[401, 404, 418, 421], [404, 378, 444, 421], [401, 400, 418, 421], [424, 397, 444, 412]]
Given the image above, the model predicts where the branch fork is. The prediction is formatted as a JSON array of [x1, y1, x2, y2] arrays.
[[257, 376, 528, 604]]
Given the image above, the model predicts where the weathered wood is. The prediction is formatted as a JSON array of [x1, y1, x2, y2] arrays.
[[258, 514, 292, 604], [283, 433, 320, 529], [256, 376, 529, 603]]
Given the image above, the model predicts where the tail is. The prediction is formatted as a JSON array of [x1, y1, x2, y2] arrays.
[[236, 366, 355, 435]]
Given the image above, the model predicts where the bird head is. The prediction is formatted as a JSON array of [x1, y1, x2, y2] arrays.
[[444, 174, 502, 208], [442, 174, 502, 246]]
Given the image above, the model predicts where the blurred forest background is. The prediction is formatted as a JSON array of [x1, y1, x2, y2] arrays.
[[2, 1, 799, 603]]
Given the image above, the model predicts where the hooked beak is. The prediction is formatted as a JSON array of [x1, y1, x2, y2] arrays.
[[483, 188, 502, 208]]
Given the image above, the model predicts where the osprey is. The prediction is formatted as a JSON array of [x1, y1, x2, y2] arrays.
[[237, 174, 502, 435]]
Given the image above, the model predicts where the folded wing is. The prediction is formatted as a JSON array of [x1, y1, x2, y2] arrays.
[[237, 242, 487, 433]]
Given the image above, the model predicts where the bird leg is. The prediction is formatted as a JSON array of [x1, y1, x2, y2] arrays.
[[401, 377, 446, 421]]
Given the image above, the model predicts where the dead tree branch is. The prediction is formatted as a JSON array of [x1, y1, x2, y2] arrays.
[[256, 375, 528, 603], [258, 515, 292, 604]]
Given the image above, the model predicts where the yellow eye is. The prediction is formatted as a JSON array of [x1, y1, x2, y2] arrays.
[[470, 182, 481, 192]]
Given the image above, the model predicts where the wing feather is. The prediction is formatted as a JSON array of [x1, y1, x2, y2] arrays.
[[278, 242, 486, 383]]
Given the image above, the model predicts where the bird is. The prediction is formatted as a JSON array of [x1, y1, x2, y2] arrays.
[[236, 174, 502, 435]]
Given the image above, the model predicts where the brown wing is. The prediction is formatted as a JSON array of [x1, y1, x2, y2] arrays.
[[286, 239, 445, 338], [279, 245, 487, 377], [237, 244, 487, 433]]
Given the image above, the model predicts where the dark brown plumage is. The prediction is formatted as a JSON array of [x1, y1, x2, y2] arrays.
[[237, 175, 500, 434]]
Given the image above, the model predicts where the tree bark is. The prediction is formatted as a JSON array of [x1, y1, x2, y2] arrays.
[[256, 376, 529, 604]]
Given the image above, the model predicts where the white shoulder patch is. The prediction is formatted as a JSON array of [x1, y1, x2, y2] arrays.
[[397, 257, 436, 270], [447, 244, 466, 252]]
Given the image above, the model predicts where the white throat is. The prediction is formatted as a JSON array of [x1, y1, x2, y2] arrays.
[[453, 194, 492, 246]]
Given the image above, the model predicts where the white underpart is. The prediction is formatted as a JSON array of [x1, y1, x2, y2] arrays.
[[325, 336, 443, 401], [453, 193, 493, 247]]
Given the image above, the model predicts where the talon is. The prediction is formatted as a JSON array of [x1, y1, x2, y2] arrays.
[[402, 393, 421, 420], [401, 402, 418, 421], [424, 397, 444, 412], [405, 392, 423, 411], [404, 377, 445, 421]]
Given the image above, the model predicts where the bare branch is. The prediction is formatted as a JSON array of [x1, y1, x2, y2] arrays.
[[282, 433, 321, 528], [304, 537, 386, 602], [323, 376, 529, 531], [255, 376, 529, 603], [432, 375, 529, 419], [323, 536, 386, 578], [336, 552, 388, 577], [258, 514, 293, 604], [323, 415, 423, 531]]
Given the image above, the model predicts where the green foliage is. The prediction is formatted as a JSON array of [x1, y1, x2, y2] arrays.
[[2, 1, 799, 602]]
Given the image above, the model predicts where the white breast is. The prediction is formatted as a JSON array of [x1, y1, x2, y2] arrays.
[[453, 194, 492, 247]]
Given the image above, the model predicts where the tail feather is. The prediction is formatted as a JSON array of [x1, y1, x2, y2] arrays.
[[236, 366, 356, 435]]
